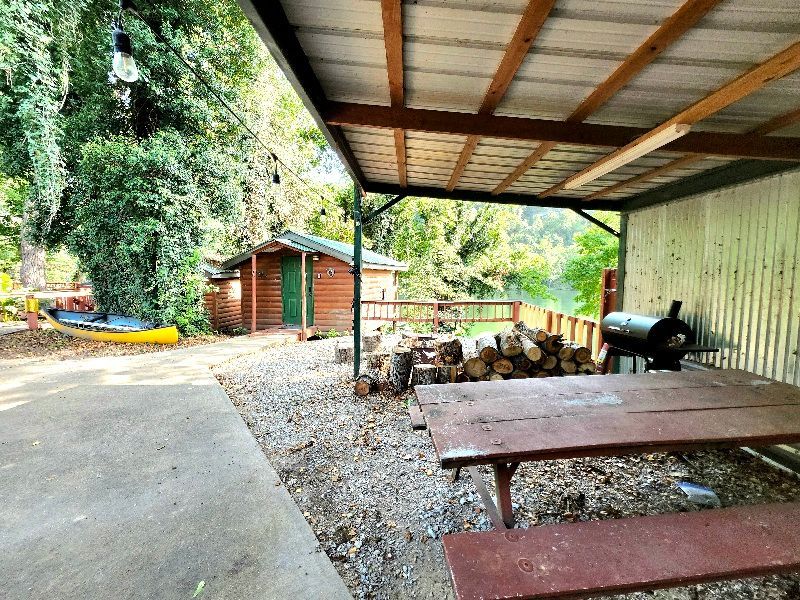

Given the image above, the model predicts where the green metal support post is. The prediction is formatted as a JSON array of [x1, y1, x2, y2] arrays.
[[353, 184, 363, 379]]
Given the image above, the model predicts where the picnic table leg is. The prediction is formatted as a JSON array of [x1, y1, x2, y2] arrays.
[[494, 463, 519, 528]]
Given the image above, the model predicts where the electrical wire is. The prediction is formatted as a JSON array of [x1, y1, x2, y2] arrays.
[[119, 0, 334, 206]]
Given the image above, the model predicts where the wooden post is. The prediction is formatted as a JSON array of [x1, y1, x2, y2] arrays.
[[250, 253, 257, 333], [512, 300, 521, 323], [300, 251, 307, 341], [212, 290, 219, 330], [433, 300, 439, 332]]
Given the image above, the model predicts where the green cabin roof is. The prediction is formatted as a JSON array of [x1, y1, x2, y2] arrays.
[[221, 230, 407, 272]]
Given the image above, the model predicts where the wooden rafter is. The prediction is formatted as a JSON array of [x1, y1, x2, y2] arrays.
[[323, 102, 800, 161], [542, 40, 800, 198], [586, 106, 800, 200], [492, 0, 724, 195], [446, 0, 555, 191], [381, 0, 407, 186]]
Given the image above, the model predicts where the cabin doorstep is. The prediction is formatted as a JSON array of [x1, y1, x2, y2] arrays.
[[215, 230, 407, 338]]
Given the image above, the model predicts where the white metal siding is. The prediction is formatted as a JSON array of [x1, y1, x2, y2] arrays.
[[623, 168, 800, 384]]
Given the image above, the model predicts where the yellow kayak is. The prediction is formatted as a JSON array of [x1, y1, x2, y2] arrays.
[[42, 308, 179, 344]]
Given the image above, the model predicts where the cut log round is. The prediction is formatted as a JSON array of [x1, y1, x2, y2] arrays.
[[335, 343, 354, 364], [560, 359, 578, 374], [434, 336, 463, 365], [534, 371, 551, 378], [558, 344, 576, 360], [492, 357, 514, 375], [496, 330, 524, 357], [510, 353, 532, 372], [462, 338, 489, 378], [512, 321, 549, 343], [578, 361, 597, 375], [510, 370, 529, 379], [436, 365, 459, 384], [362, 332, 382, 353], [574, 345, 594, 364], [488, 371, 505, 381], [389, 346, 413, 391], [455, 371, 471, 383], [558, 342, 593, 363], [520, 337, 544, 364], [411, 364, 438, 387], [476, 333, 500, 363], [543, 334, 564, 356], [354, 373, 376, 396], [541, 355, 558, 370]]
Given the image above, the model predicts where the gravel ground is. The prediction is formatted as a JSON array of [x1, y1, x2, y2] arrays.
[[215, 337, 800, 600], [0, 327, 233, 360]]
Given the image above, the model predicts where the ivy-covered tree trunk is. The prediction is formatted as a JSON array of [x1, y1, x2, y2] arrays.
[[19, 209, 45, 288]]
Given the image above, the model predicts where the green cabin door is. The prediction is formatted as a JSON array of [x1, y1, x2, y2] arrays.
[[281, 256, 314, 326]]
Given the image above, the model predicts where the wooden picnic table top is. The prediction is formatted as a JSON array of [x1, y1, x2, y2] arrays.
[[415, 370, 800, 469]]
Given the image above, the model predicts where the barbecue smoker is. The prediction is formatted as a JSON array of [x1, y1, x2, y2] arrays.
[[600, 301, 718, 371]]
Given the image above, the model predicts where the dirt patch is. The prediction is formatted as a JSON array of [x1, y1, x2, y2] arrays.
[[0, 327, 232, 361], [215, 338, 800, 600]]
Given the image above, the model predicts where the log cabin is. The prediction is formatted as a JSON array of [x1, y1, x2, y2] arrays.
[[202, 264, 242, 331], [219, 230, 406, 338]]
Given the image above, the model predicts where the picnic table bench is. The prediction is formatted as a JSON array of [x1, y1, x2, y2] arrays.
[[415, 370, 800, 599]]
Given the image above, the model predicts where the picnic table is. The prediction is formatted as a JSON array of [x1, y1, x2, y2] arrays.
[[415, 369, 800, 599], [415, 369, 800, 528]]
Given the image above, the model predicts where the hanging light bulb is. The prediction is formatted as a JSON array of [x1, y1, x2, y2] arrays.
[[112, 22, 139, 82], [271, 153, 281, 184]]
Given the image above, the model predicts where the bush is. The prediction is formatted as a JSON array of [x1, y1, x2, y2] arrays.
[[68, 132, 219, 334]]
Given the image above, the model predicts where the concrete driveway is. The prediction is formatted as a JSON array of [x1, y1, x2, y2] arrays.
[[0, 336, 351, 600]]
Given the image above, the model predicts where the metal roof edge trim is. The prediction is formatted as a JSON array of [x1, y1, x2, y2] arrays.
[[236, 0, 366, 188], [363, 182, 623, 211], [621, 161, 800, 214]]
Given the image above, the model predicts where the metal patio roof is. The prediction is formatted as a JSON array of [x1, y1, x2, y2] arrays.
[[238, 0, 800, 212]]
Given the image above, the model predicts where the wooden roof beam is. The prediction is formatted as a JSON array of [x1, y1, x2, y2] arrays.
[[446, 0, 555, 191], [492, 0, 724, 195], [544, 40, 800, 198], [586, 106, 800, 200], [381, 0, 407, 187], [323, 102, 800, 161]]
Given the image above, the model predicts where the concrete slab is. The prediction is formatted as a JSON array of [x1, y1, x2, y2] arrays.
[[0, 337, 351, 600]]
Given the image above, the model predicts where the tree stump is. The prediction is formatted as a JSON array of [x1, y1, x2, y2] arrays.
[[389, 346, 413, 391], [434, 336, 463, 365], [476, 333, 499, 363], [513, 321, 549, 343], [363, 332, 382, 353], [335, 343, 354, 364], [496, 330, 524, 357], [462, 338, 489, 379], [411, 364, 438, 387]]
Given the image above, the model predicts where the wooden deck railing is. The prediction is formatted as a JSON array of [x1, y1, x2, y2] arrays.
[[362, 299, 601, 358]]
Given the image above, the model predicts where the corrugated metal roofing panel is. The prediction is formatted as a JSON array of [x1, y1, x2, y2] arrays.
[[277, 0, 799, 201], [623, 167, 800, 384]]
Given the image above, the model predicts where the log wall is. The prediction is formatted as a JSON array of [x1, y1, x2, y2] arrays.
[[204, 278, 242, 330], [238, 249, 399, 332]]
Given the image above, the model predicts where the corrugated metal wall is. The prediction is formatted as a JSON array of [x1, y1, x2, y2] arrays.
[[623, 168, 800, 385]]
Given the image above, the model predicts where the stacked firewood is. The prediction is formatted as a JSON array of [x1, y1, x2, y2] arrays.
[[457, 322, 596, 381], [353, 321, 596, 395]]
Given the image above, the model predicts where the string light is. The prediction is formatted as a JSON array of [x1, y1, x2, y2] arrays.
[[115, 0, 339, 204]]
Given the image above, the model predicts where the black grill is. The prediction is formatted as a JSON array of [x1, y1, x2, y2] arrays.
[[600, 301, 718, 371]]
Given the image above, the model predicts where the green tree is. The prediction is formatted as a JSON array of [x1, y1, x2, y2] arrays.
[[562, 219, 619, 318]]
